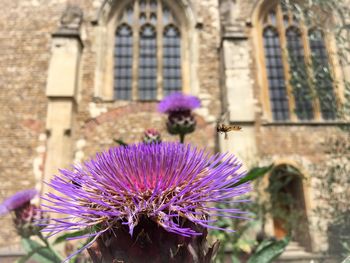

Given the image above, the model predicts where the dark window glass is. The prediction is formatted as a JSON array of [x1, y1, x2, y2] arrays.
[[114, 1, 182, 101], [139, 24, 157, 100], [309, 30, 337, 120], [163, 25, 181, 96], [114, 24, 133, 100], [286, 27, 314, 120], [263, 27, 290, 121]]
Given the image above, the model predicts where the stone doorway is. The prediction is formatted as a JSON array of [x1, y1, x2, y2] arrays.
[[268, 165, 312, 251]]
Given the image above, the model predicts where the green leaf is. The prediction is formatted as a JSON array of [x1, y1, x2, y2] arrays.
[[232, 164, 274, 187], [20, 238, 62, 263], [16, 246, 46, 263], [113, 138, 128, 146], [53, 229, 91, 245], [231, 254, 240, 263], [342, 256, 350, 263], [254, 239, 274, 254], [247, 237, 290, 263]]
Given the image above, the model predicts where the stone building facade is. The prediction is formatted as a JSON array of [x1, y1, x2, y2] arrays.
[[0, 0, 348, 260]]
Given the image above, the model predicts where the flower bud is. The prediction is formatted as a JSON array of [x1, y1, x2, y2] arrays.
[[142, 129, 162, 144], [166, 110, 196, 135], [14, 203, 48, 238]]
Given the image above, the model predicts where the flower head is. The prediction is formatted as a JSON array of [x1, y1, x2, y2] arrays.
[[142, 128, 162, 144], [158, 93, 201, 137], [0, 189, 46, 237], [41, 143, 250, 256], [14, 203, 48, 238], [0, 189, 37, 215], [158, 92, 201, 113]]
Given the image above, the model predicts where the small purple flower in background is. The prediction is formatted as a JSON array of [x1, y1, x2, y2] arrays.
[[142, 128, 162, 144], [0, 189, 37, 215], [41, 142, 250, 262], [158, 92, 201, 142], [0, 189, 47, 238]]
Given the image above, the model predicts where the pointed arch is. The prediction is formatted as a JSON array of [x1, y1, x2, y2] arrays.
[[266, 162, 313, 251], [262, 26, 289, 121], [94, 0, 198, 101], [114, 23, 133, 100], [286, 26, 314, 120], [138, 23, 157, 100], [163, 25, 182, 96], [308, 29, 337, 120]]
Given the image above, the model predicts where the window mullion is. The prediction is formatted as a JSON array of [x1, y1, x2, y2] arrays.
[[156, 0, 163, 100], [300, 23, 322, 120], [276, 4, 297, 121], [132, 0, 140, 101]]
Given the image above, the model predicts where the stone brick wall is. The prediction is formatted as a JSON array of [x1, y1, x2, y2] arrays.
[[257, 125, 342, 160], [0, 0, 66, 247], [0, 0, 222, 248]]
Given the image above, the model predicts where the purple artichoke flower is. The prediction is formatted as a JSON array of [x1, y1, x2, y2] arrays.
[[0, 189, 37, 215], [158, 92, 201, 113], [41, 143, 250, 262]]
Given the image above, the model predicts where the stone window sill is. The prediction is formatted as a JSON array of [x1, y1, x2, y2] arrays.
[[261, 120, 350, 126]]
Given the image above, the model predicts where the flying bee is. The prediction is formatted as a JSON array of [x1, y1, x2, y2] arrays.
[[217, 123, 242, 139]]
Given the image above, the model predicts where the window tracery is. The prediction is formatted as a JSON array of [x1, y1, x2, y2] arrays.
[[261, 2, 337, 121], [113, 0, 182, 101]]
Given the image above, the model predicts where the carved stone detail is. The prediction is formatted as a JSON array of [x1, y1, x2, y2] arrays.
[[59, 5, 83, 31]]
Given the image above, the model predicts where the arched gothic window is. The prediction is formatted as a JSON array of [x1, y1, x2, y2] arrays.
[[308, 29, 337, 120], [114, 0, 182, 101], [261, 2, 338, 121]]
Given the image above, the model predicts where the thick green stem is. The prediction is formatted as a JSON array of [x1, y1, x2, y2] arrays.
[[179, 133, 185, 144], [37, 232, 62, 262], [38, 232, 50, 248]]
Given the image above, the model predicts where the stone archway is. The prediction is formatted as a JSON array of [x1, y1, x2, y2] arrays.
[[268, 164, 312, 251]]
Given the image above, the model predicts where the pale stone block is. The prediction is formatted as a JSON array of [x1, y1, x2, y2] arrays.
[[195, 108, 216, 123], [43, 100, 75, 200], [33, 157, 43, 182], [223, 41, 251, 69], [36, 145, 46, 153], [46, 38, 82, 98], [74, 151, 85, 162], [38, 133, 47, 141], [46, 100, 74, 131], [89, 102, 108, 118], [219, 125, 257, 167], [226, 78, 255, 121], [76, 139, 86, 149]]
